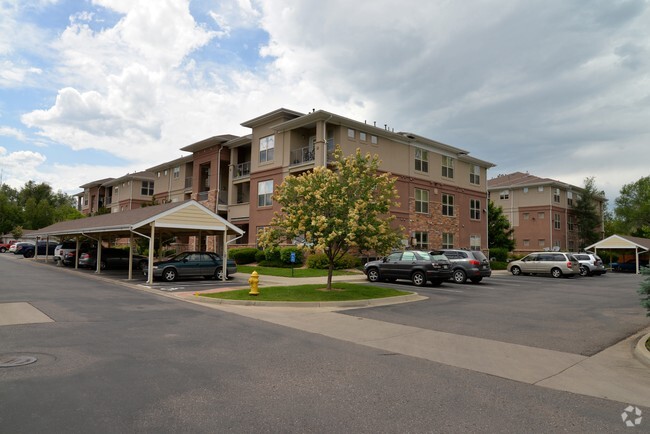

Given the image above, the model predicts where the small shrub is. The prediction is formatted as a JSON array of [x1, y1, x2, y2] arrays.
[[280, 246, 304, 265], [489, 248, 509, 262], [255, 249, 266, 263], [264, 247, 281, 263], [229, 247, 259, 265], [307, 253, 330, 269], [490, 261, 508, 270]]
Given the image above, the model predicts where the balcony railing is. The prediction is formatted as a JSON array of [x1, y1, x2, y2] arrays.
[[185, 177, 193, 189], [290, 146, 316, 166], [235, 161, 251, 179], [198, 191, 209, 201]]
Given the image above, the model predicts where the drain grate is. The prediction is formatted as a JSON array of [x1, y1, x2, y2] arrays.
[[0, 355, 38, 368]]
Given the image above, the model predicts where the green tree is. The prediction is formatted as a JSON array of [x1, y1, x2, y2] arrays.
[[615, 176, 650, 236], [260, 146, 401, 290], [638, 266, 650, 317], [574, 177, 604, 249], [0, 187, 21, 234], [12, 225, 24, 240], [488, 201, 515, 251]]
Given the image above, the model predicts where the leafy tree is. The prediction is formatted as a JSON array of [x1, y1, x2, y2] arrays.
[[0, 188, 21, 234], [639, 266, 650, 317], [574, 177, 604, 249], [259, 146, 402, 290], [488, 201, 515, 251], [12, 225, 24, 240], [615, 176, 650, 236]]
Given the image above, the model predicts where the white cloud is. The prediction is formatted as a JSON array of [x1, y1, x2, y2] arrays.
[[0, 126, 26, 141]]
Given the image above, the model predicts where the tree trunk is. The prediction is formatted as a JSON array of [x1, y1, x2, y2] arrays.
[[326, 260, 334, 290]]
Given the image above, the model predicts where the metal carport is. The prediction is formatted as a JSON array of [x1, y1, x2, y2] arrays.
[[30, 200, 245, 284], [585, 234, 650, 274]]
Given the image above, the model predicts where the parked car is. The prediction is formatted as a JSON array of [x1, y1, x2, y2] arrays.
[[54, 240, 93, 264], [363, 250, 452, 287], [79, 248, 147, 270], [0, 241, 16, 253], [144, 251, 237, 282], [21, 241, 58, 258], [611, 259, 649, 272], [571, 252, 606, 276], [507, 252, 580, 278], [12, 242, 34, 255], [438, 249, 492, 284]]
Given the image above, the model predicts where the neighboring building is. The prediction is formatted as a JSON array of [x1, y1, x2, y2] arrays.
[[146, 155, 194, 204], [77, 178, 114, 215], [488, 172, 606, 254], [102, 171, 156, 213]]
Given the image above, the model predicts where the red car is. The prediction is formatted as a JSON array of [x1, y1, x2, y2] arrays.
[[0, 241, 16, 253]]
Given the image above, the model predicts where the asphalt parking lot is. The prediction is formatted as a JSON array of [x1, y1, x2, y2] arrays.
[[346, 272, 649, 356]]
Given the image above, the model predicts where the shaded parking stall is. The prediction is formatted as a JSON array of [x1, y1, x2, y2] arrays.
[[29, 200, 244, 284]]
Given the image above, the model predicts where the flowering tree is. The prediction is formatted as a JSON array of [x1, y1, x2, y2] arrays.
[[260, 146, 402, 290]]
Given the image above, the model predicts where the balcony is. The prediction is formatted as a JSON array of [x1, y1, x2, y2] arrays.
[[290, 146, 315, 166], [185, 177, 193, 190], [198, 191, 209, 201], [234, 161, 251, 179]]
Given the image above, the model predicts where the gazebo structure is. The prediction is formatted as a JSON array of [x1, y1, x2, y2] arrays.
[[585, 235, 650, 274]]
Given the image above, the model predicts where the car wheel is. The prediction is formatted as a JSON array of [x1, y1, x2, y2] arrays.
[[163, 268, 177, 282], [470, 277, 482, 284], [366, 268, 380, 282], [551, 268, 563, 278], [23, 251, 34, 258], [215, 268, 226, 281], [510, 266, 522, 276], [0, 247, 5, 253], [411, 271, 426, 287], [579, 266, 590, 277], [452, 269, 467, 284]]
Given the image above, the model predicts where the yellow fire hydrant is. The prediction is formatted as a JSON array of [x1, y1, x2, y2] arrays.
[[248, 271, 260, 296]]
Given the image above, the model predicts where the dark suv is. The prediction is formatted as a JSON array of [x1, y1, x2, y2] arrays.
[[363, 250, 452, 287], [439, 249, 492, 284]]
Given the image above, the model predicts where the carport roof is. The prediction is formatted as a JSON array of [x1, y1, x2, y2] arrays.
[[30, 200, 245, 239], [585, 234, 650, 252]]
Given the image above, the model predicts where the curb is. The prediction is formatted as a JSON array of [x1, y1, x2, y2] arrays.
[[190, 292, 426, 308], [634, 332, 650, 366]]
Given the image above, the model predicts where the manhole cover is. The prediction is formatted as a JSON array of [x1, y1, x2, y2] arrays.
[[0, 355, 38, 368]]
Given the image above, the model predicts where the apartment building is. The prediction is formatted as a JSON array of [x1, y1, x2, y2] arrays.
[[488, 172, 606, 253], [76, 108, 495, 253], [76, 178, 114, 215], [102, 171, 156, 213]]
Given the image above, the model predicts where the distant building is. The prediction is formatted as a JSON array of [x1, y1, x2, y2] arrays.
[[488, 172, 606, 253]]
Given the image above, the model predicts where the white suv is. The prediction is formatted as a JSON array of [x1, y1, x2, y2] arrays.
[[572, 252, 606, 276]]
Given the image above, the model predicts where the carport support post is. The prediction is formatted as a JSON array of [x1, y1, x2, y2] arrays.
[[147, 223, 155, 285], [96, 235, 102, 274], [75, 236, 80, 269], [222, 232, 227, 282], [127, 233, 134, 280]]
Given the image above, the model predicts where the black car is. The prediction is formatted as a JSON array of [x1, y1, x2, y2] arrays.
[[22, 241, 58, 258], [145, 251, 238, 282], [78, 248, 147, 270], [363, 250, 452, 287], [13, 242, 34, 255]]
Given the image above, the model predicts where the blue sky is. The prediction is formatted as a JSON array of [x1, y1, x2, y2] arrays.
[[1, 0, 650, 204]]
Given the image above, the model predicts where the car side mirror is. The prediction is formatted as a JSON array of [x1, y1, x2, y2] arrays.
[[382, 257, 388, 263]]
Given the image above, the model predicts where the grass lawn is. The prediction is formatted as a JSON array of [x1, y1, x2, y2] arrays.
[[237, 265, 357, 278], [199, 282, 410, 302]]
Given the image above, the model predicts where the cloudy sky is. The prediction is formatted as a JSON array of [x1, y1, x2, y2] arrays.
[[1, 0, 649, 203]]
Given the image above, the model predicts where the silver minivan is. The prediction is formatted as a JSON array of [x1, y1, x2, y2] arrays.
[[507, 252, 580, 278]]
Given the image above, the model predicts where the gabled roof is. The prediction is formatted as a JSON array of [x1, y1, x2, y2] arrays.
[[488, 172, 572, 189], [180, 135, 240, 153], [146, 155, 193, 172], [102, 171, 155, 187], [585, 234, 650, 252], [79, 178, 114, 189], [30, 200, 244, 238]]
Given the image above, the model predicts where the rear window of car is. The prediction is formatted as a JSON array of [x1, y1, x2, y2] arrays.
[[471, 251, 487, 261], [573, 254, 588, 260]]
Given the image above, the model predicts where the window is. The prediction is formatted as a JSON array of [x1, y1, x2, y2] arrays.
[[538, 212, 545, 219], [523, 212, 530, 220], [370, 135, 378, 145], [470, 199, 481, 220], [442, 156, 454, 178], [567, 191, 573, 206], [173, 166, 180, 179], [554, 213, 561, 230], [415, 188, 429, 214], [523, 187, 529, 193], [164, 169, 168, 176], [141, 181, 154, 196], [538, 239, 545, 247], [553, 240, 561, 249], [414, 231, 428, 249], [258, 180, 273, 207], [470, 165, 480, 185], [538, 186, 544, 192], [259, 135, 275, 163], [157, 171, 161, 178], [84, 193, 89, 206], [360, 132, 367, 141], [568, 216, 574, 231], [523, 239, 530, 247], [415, 149, 429, 173], [500, 190, 509, 200], [553, 188, 560, 203], [442, 233, 454, 249], [568, 240, 575, 251], [470, 235, 481, 251], [442, 194, 454, 217], [347, 128, 355, 139]]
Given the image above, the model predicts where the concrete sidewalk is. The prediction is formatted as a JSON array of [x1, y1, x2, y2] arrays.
[[175, 271, 650, 408]]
